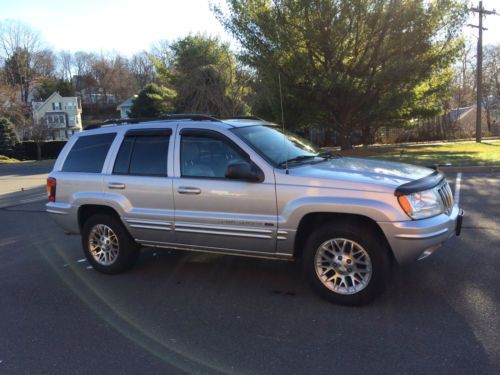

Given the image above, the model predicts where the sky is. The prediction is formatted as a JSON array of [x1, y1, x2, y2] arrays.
[[0, 0, 499, 56], [0, 0, 232, 55]]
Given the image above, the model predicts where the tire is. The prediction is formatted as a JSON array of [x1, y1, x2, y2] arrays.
[[81, 214, 140, 274], [302, 221, 391, 306]]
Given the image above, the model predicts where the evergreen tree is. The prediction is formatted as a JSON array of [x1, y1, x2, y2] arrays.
[[215, 0, 467, 149], [0, 117, 19, 157], [128, 83, 176, 118]]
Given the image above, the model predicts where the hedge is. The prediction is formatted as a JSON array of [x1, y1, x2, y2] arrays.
[[20, 141, 67, 159]]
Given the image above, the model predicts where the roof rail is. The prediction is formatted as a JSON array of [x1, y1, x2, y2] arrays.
[[217, 115, 264, 121], [83, 113, 221, 130]]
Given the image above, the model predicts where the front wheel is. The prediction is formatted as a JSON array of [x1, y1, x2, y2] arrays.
[[303, 223, 391, 306]]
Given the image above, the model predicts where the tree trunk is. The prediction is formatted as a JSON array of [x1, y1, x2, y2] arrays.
[[361, 126, 375, 147], [339, 128, 353, 151], [486, 104, 492, 133], [36, 142, 42, 161]]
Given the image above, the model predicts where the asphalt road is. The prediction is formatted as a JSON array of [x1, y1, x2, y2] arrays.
[[0, 162, 499, 374]]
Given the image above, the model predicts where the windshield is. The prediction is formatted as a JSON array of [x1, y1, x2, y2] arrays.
[[231, 125, 325, 168]]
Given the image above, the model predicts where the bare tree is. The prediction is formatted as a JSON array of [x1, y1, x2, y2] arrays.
[[58, 50, 73, 81], [452, 41, 476, 108], [129, 51, 156, 89], [483, 44, 500, 132], [0, 20, 53, 103], [30, 116, 49, 160]]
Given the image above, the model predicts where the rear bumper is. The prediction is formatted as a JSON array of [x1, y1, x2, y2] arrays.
[[46, 202, 80, 234], [378, 206, 463, 264]]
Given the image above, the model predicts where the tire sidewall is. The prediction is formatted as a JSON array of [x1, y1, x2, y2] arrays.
[[82, 214, 139, 274], [303, 224, 390, 306]]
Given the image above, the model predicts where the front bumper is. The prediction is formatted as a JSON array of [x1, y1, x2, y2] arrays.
[[378, 206, 464, 264]]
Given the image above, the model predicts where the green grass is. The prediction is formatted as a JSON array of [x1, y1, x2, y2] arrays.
[[0, 155, 20, 163], [339, 140, 500, 167]]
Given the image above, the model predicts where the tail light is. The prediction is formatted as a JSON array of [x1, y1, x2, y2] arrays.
[[47, 177, 57, 202]]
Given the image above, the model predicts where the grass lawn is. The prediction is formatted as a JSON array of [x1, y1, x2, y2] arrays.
[[0, 155, 20, 163], [338, 140, 500, 167]]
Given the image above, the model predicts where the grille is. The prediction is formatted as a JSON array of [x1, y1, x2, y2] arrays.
[[437, 181, 454, 214]]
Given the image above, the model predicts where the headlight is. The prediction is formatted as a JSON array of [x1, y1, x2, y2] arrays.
[[398, 188, 444, 219]]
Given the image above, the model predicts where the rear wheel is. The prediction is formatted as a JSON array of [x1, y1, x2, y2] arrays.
[[82, 214, 139, 274], [303, 222, 391, 306]]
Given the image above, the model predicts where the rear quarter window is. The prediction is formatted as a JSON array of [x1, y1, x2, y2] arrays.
[[62, 133, 116, 173]]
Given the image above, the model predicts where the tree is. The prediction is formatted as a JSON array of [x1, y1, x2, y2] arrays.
[[35, 78, 75, 101], [129, 51, 157, 88], [0, 116, 18, 157], [0, 20, 54, 103], [483, 44, 500, 132], [215, 0, 467, 149], [128, 83, 176, 118], [29, 117, 49, 160], [154, 35, 250, 116]]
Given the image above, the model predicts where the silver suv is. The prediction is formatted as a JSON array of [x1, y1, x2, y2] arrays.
[[46, 115, 463, 305]]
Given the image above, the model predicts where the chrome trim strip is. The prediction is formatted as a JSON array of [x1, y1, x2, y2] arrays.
[[175, 228, 272, 239], [46, 209, 67, 215], [135, 239, 293, 260], [175, 222, 273, 234], [125, 218, 172, 226], [129, 224, 172, 231], [395, 228, 449, 240]]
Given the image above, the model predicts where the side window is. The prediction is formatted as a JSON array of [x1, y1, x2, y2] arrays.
[[181, 134, 246, 178], [62, 133, 116, 173], [113, 135, 169, 176]]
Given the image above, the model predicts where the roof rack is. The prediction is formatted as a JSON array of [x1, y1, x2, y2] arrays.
[[83, 114, 221, 130], [216, 115, 264, 121]]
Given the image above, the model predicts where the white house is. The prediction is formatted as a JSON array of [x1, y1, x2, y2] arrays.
[[32, 92, 83, 140], [116, 96, 136, 119]]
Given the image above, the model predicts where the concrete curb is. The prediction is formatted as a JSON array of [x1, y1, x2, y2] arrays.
[[439, 166, 500, 173]]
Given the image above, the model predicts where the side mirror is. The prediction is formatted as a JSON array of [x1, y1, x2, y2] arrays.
[[225, 161, 263, 182]]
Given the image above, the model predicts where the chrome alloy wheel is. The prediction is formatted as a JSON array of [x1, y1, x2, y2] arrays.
[[88, 224, 120, 266], [314, 238, 372, 295]]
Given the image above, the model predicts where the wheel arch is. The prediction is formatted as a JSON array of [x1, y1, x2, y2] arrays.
[[78, 204, 121, 231], [293, 212, 394, 261]]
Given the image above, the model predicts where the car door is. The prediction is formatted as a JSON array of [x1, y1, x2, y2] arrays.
[[172, 126, 278, 254], [103, 127, 175, 244]]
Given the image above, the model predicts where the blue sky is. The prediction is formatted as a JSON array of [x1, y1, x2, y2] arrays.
[[0, 0, 231, 55], [0, 0, 499, 56]]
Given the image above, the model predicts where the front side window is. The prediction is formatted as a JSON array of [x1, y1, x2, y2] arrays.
[[62, 133, 116, 173], [113, 135, 169, 176], [231, 125, 321, 168], [181, 134, 246, 178]]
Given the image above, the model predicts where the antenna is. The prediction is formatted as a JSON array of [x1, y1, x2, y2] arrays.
[[278, 72, 289, 174]]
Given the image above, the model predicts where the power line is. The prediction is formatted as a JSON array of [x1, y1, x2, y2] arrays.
[[468, 1, 499, 143]]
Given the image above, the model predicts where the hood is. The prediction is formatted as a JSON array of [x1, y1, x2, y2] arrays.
[[285, 157, 434, 193]]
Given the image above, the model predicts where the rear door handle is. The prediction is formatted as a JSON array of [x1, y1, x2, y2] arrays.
[[177, 186, 201, 195], [108, 182, 126, 190]]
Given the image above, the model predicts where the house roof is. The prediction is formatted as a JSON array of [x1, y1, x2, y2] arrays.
[[32, 91, 79, 114], [117, 96, 136, 110]]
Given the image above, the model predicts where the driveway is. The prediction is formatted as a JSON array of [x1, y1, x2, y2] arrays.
[[0, 161, 498, 374]]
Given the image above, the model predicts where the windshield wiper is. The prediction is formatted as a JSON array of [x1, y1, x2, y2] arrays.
[[317, 150, 342, 159], [278, 155, 317, 167], [278, 151, 342, 168]]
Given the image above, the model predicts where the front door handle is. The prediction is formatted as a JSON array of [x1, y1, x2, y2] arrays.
[[108, 182, 126, 190], [177, 186, 201, 195]]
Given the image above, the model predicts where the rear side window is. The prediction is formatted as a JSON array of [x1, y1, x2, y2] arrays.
[[113, 135, 169, 176], [62, 133, 116, 173]]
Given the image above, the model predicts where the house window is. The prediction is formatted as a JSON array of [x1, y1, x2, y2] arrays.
[[52, 102, 61, 110]]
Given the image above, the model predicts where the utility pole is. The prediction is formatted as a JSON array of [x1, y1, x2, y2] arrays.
[[468, 1, 498, 143]]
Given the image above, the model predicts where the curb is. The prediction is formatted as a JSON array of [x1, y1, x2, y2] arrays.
[[439, 166, 500, 173]]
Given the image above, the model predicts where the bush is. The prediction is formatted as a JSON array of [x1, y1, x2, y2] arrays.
[[0, 117, 19, 157]]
